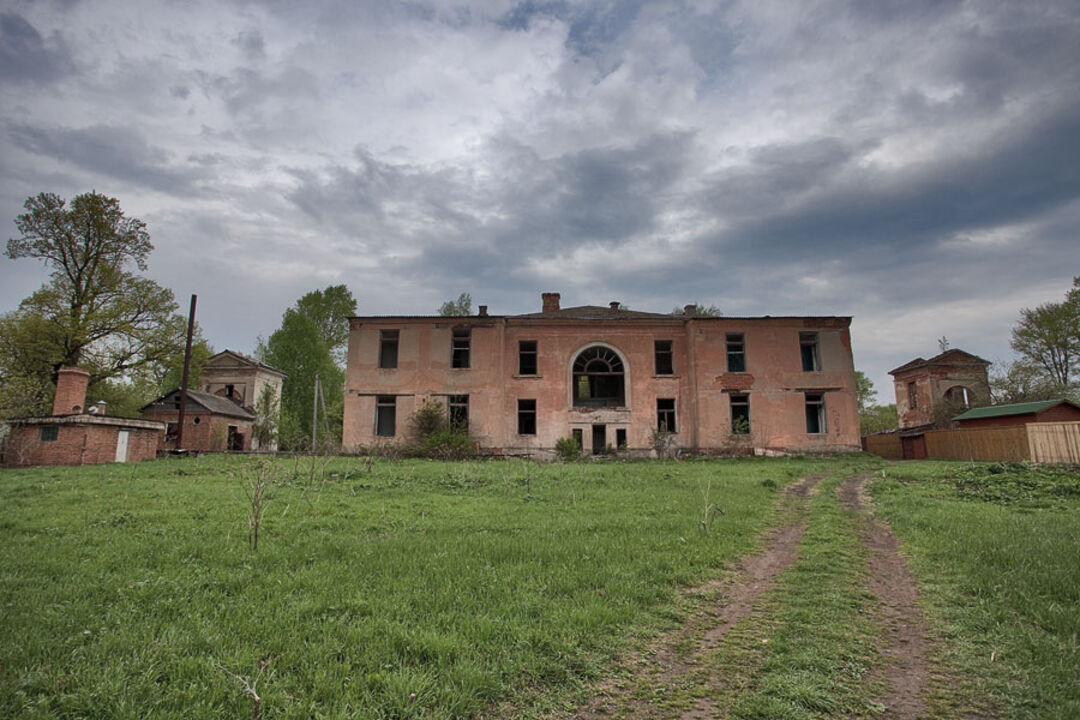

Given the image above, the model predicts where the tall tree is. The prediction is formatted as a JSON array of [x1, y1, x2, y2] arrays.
[[5, 192, 185, 382], [1010, 297, 1079, 391], [295, 284, 357, 364], [854, 370, 877, 413], [439, 292, 472, 317]]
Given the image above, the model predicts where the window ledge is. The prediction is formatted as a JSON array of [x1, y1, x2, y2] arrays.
[[513, 374, 543, 379], [653, 374, 679, 379]]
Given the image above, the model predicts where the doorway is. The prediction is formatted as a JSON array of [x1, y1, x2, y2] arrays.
[[592, 424, 606, 455]]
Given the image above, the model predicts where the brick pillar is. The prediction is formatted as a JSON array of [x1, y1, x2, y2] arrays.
[[542, 292, 561, 313], [52, 366, 91, 415]]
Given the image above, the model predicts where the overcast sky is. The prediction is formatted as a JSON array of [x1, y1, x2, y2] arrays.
[[2, 0, 1078, 398]]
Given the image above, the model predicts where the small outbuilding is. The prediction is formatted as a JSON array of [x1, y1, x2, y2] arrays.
[[140, 389, 256, 453], [2, 366, 164, 467], [952, 399, 1080, 429]]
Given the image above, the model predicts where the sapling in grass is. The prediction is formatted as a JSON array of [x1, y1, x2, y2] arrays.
[[241, 460, 274, 551]]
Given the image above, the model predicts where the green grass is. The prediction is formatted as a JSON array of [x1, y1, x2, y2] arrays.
[[0, 454, 836, 719], [871, 461, 1080, 719]]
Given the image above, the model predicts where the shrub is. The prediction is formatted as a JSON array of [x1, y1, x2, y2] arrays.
[[409, 401, 447, 440], [422, 428, 475, 459], [555, 436, 581, 462]]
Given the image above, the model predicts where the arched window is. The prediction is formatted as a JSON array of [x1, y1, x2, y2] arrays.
[[573, 346, 625, 407], [944, 385, 972, 409]]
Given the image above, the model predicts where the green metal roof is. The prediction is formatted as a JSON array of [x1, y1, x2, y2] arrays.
[[953, 399, 1072, 421]]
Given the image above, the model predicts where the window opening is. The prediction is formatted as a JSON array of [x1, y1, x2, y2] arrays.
[[908, 381, 918, 409], [726, 333, 746, 372], [379, 330, 399, 369], [944, 385, 971, 408], [654, 340, 674, 375], [165, 422, 178, 441], [800, 332, 820, 371], [518, 340, 538, 375], [517, 399, 536, 435], [657, 398, 677, 433], [615, 428, 627, 449], [572, 346, 625, 407], [376, 395, 396, 436], [40, 426, 58, 442], [572, 428, 583, 451], [225, 384, 235, 399], [451, 327, 471, 369], [731, 393, 750, 434], [448, 395, 469, 430], [805, 393, 826, 434]]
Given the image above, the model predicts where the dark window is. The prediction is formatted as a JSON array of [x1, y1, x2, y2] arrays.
[[908, 381, 918, 409], [615, 428, 627, 449], [726, 333, 746, 372], [572, 428, 583, 450], [592, 424, 606, 455], [225, 384, 235, 398], [517, 399, 536, 435], [376, 395, 396, 436], [40, 426, 58, 442], [379, 330, 399, 369], [657, 398, 677, 433], [805, 393, 826, 434], [448, 395, 469, 430], [573, 346, 625, 407], [165, 422, 178, 441], [518, 340, 538, 375], [731, 393, 750, 434], [451, 327, 471, 369], [800, 332, 820, 371], [654, 340, 674, 375]]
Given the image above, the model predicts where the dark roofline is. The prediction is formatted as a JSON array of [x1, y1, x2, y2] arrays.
[[889, 348, 991, 375], [348, 314, 853, 323], [952, 398, 1080, 421], [209, 349, 287, 378], [141, 388, 255, 420]]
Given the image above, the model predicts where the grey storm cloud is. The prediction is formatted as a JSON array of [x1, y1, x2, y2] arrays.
[[0, 12, 74, 85], [9, 123, 204, 195]]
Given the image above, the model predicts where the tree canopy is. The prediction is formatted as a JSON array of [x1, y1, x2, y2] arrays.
[[439, 292, 472, 317], [2, 191, 194, 418], [1009, 277, 1080, 397], [295, 285, 357, 364]]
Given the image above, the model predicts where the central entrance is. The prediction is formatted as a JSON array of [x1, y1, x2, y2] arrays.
[[592, 424, 606, 455]]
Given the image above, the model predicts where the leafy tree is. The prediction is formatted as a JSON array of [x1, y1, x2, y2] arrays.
[[860, 404, 898, 435], [854, 371, 877, 413], [1010, 279, 1080, 392], [258, 303, 344, 451], [671, 303, 722, 316], [990, 360, 1068, 404], [252, 383, 279, 451], [295, 285, 357, 364], [438, 292, 472, 317]]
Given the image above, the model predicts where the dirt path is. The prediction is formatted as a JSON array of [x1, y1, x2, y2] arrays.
[[838, 474, 931, 720], [567, 474, 822, 720]]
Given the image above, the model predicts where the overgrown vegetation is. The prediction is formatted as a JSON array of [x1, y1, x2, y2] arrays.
[[872, 461, 1080, 719], [554, 435, 581, 461], [0, 455, 824, 719], [407, 401, 475, 459]]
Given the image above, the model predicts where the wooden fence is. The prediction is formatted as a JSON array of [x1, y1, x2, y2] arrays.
[[924, 426, 1030, 462], [865, 422, 1080, 463], [1027, 422, 1080, 463]]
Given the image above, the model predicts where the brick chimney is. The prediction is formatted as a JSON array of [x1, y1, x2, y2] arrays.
[[478, 305, 488, 317], [542, 292, 561, 313], [684, 304, 697, 317], [52, 366, 91, 416], [609, 301, 621, 311]]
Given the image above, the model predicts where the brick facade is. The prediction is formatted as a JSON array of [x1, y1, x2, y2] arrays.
[[890, 349, 991, 430], [343, 295, 862, 456], [3, 416, 163, 467]]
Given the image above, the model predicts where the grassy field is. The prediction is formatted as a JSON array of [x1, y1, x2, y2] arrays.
[[0, 454, 839, 719], [870, 461, 1080, 720], [2, 454, 1077, 719]]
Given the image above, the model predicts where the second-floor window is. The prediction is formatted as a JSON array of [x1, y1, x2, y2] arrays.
[[800, 332, 820, 371], [726, 333, 745, 372], [379, 330, 399, 369], [452, 327, 471, 368], [654, 340, 673, 375], [908, 381, 918, 408], [519, 340, 538, 375]]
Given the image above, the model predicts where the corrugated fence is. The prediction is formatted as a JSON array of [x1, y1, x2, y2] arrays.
[[864, 422, 1080, 463]]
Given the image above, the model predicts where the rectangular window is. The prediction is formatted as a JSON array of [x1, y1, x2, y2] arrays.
[[800, 332, 820, 371], [572, 428, 583, 450], [907, 381, 918, 409], [375, 395, 396, 436], [165, 422, 178, 441], [731, 393, 750, 434], [40, 426, 58, 442], [518, 340, 538, 375], [654, 340, 674, 375], [657, 398, 677, 433], [448, 394, 469, 430], [517, 399, 536, 435], [451, 327, 471, 369], [805, 393, 826, 434], [726, 333, 746, 372], [379, 330, 399, 369], [615, 428, 627, 449]]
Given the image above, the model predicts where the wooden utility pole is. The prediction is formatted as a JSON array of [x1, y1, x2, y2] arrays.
[[176, 294, 197, 450], [311, 373, 320, 453]]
